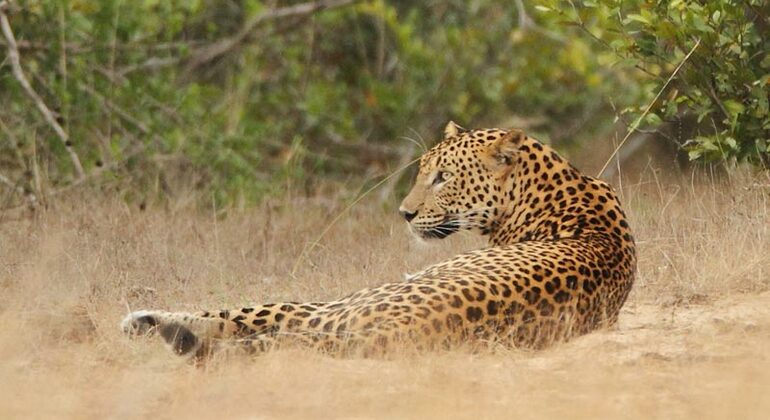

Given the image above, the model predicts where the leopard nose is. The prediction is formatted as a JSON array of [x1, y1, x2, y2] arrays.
[[399, 209, 418, 222]]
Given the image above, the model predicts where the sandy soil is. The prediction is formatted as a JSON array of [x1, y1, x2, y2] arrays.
[[0, 173, 768, 419]]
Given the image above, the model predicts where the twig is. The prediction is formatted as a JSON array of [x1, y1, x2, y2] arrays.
[[86, 65, 186, 124], [0, 2, 85, 180], [514, 0, 534, 29], [77, 83, 153, 137], [0, 39, 206, 54], [57, 3, 68, 136], [705, 80, 730, 121], [76, 82, 167, 173], [0, 140, 146, 217], [0, 170, 37, 208], [57, 144, 146, 193], [377, 143, 416, 203], [513, 0, 566, 43], [0, 116, 28, 170], [600, 131, 652, 180], [117, 56, 182, 77], [0, 172, 20, 192], [0, 117, 38, 208], [184, 0, 357, 75], [597, 39, 702, 179]]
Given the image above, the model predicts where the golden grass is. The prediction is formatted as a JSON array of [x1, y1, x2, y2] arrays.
[[1, 169, 769, 419]]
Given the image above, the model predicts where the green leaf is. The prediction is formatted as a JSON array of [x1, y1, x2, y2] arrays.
[[760, 55, 770, 69], [700, 137, 719, 151], [609, 39, 626, 49], [643, 113, 663, 127], [690, 14, 714, 33], [724, 100, 745, 123], [625, 14, 651, 25]]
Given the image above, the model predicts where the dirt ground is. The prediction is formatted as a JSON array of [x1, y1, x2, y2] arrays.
[[1, 171, 769, 419]]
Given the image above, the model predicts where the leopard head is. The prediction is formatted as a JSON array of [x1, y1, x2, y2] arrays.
[[399, 122, 524, 239]]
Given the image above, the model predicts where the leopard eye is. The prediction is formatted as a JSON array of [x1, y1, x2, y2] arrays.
[[433, 170, 452, 186]]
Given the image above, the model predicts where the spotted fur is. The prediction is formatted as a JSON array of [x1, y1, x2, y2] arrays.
[[122, 122, 636, 357]]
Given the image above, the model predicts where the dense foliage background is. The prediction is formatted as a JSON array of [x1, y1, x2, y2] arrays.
[[0, 0, 767, 207]]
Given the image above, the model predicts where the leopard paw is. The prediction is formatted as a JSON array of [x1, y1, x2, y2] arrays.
[[121, 310, 159, 337]]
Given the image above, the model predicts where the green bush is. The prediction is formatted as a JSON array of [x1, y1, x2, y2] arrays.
[[2, 1, 611, 205], [14, 1, 764, 207], [539, 0, 770, 165]]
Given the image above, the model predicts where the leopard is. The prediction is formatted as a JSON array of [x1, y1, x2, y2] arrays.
[[122, 122, 636, 358]]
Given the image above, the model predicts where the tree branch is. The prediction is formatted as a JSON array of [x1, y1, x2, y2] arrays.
[[77, 83, 153, 135], [0, 171, 21, 192], [0, 1, 85, 180], [117, 56, 182, 77], [76, 82, 164, 157], [183, 0, 357, 75], [514, 0, 534, 30]]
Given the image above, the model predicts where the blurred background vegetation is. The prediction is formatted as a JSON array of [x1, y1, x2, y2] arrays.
[[0, 0, 768, 209]]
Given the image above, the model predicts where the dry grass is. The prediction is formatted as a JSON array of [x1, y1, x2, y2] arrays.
[[1, 169, 769, 419]]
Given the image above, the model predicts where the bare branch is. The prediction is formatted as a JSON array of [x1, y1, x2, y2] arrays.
[[0, 39, 206, 54], [0, 172, 20, 191], [117, 56, 182, 77], [0, 3, 85, 180], [0, 170, 37, 208], [184, 0, 357, 75], [514, 0, 534, 30], [58, 143, 146, 192], [77, 83, 153, 135], [0, 117, 39, 207], [511, 0, 567, 44], [76, 82, 164, 158]]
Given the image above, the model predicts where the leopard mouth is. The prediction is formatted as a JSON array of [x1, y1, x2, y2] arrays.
[[417, 218, 460, 240]]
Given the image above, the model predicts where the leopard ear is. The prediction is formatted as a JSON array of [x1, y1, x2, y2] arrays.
[[489, 129, 525, 165], [443, 121, 466, 139]]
